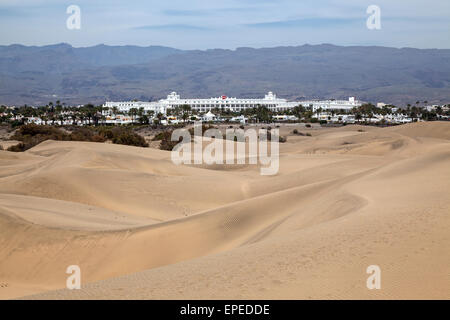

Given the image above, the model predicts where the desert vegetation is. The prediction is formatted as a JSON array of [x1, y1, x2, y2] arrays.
[[292, 129, 312, 137], [7, 124, 148, 152]]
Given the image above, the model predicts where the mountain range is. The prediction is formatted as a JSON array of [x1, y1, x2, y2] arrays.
[[0, 43, 449, 106]]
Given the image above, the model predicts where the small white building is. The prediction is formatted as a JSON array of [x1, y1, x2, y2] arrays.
[[307, 97, 361, 112], [202, 111, 216, 121], [230, 115, 248, 124]]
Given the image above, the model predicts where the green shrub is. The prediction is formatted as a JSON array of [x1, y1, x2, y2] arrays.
[[70, 127, 106, 142], [293, 129, 306, 136], [96, 127, 115, 140], [159, 130, 182, 151], [7, 124, 148, 152], [188, 124, 219, 136], [7, 143, 27, 152], [109, 128, 148, 147], [71, 127, 147, 147], [262, 131, 286, 143], [13, 123, 68, 139], [91, 134, 106, 143], [152, 132, 166, 141], [9, 124, 70, 151], [10, 120, 25, 128]]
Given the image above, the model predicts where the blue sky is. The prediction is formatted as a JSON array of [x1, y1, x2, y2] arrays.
[[0, 0, 449, 49]]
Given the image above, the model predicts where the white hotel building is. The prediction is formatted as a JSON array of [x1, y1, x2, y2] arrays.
[[103, 92, 362, 115]]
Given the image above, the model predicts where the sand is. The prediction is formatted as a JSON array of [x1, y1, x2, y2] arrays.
[[0, 122, 449, 299]]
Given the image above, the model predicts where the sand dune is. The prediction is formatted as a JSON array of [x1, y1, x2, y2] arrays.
[[0, 122, 449, 299]]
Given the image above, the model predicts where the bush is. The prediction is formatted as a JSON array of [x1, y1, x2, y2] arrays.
[[97, 127, 115, 140], [107, 127, 148, 147], [293, 129, 306, 136], [9, 124, 70, 151], [72, 127, 147, 147], [7, 143, 27, 152], [188, 124, 220, 137], [7, 124, 148, 152], [14, 123, 68, 139], [91, 134, 106, 143], [152, 132, 166, 141], [305, 124, 311, 128], [70, 127, 106, 142], [159, 130, 183, 151], [239, 125, 245, 129], [10, 120, 25, 128], [112, 132, 148, 147], [262, 130, 287, 143], [306, 133, 312, 137]]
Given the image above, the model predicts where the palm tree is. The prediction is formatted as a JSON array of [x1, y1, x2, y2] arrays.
[[129, 108, 138, 123], [146, 110, 155, 119], [181, 104, 191, 122], [138, 107, 145, 120], [155, 112, 164, 124], [255, 105, 271, 123]]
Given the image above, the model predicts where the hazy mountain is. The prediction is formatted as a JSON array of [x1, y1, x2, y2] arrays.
[[0, 43, 449, 106], [0, 43, 181, 74]]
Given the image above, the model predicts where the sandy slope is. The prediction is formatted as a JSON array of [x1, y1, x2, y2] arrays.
[[0, 122, 449, 299]]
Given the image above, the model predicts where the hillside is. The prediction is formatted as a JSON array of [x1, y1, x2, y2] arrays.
[[0, 43, 449, 106]]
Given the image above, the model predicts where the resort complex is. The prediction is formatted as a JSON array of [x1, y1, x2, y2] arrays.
[[2, 91, 449, 126], [103, 92, 362, 114]]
